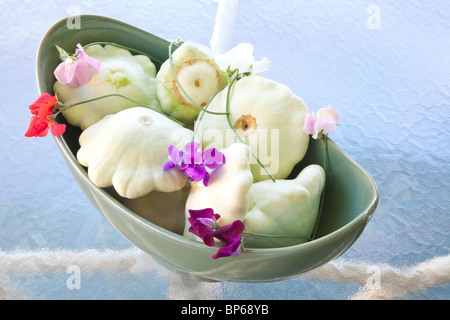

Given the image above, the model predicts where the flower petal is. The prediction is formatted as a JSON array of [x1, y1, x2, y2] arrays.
[[314, 110, 337, 135], [186, 165, 208, 182], [70, 60, 92, 88], [210, 220, 245, 244], [163, 160, 178, 171], [25, 116, 49, 137], [64, 59, 77, 84], [183, 141, 203, 165], [187, 208, 221, 246], [303, 112, 316, 136], [327, 104, 340, 122], [212, 236, 243, 259], [76, 43, 101, 70], [188, 208, 219, 220], [29, 93, 57, 117], [202, 172, 210, 187], [167, 145, 183, 164], [50, 122, 66, 136], [202, 148, 226, 169], [53, 61, 70, 84]]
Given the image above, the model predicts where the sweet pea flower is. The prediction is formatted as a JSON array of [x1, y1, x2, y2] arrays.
[[210, 220, 245, 259], [163, 145, 184, 171], [181, 141, 204, 168], [202, 147, 226, 170], [187, 208, 221, 247], [54, 43, 100, 88], [179, 141, 211, 185], [25, 93, 66, 137], [303, 104, 340, 139], [163, 141, 226, 187]]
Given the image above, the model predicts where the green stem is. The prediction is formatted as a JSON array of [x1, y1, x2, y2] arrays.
[[168, 41, 229, 116], [311, 135, 328, 240], [192, 84, 228, 142], [83, 42, 163, 64], [58, 93, 185, 126]]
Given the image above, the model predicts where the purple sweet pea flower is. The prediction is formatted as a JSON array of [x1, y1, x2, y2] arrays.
[[185, 164, 211, 187], [163, 145, 183, 171], [210, 220, 245, 259], [188, 208, 221, 247], [202, 148, 226, 169], [163, 142, 226, 187], [182, 141, 203, 166], [54, 43, 100, 88], [179, 141, 210, 185]]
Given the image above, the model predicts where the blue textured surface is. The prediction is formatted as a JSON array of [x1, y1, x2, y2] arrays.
[[0, 0, 448, 299]]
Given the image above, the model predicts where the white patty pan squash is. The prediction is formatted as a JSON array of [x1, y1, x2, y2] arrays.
[[183, 143, 253, 241], [156, 41, 228, 125], [77, 107, 194, 199], [243, 164, 326, 248], [195, 75, 310, 182], [54, 44, 162, 130]]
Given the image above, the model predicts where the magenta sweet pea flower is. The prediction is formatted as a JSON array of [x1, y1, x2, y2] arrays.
[[187, 207, 245, 259], [210, 220, 245, 259], [187, 208, 221, 247], [303, 104, 340, 139], [54, 43, 100, 88]]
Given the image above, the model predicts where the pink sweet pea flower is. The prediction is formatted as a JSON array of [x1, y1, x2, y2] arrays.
[[54, 43, 100, 88], [303, 104, 340, 139]]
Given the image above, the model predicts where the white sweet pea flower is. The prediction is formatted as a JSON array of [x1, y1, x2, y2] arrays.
[[214, 43, 271, 75]]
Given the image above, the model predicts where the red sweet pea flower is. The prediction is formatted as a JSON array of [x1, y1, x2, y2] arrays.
[[25, 93, 66, 137]]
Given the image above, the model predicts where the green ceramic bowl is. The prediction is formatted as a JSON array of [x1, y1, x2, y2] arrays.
[[36, 15, 379, 282]]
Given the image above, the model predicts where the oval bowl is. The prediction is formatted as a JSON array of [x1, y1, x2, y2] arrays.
[[36, 15, 379, 282]]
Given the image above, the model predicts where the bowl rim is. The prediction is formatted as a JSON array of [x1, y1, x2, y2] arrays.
[[37, 13, 379, 256]]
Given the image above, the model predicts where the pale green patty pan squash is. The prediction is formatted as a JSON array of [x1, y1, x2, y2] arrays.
[[156, 41, 228, 125], [54, 44, 162, 131], [195, 75, 310, 182], [76, 107, 194, 199]]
